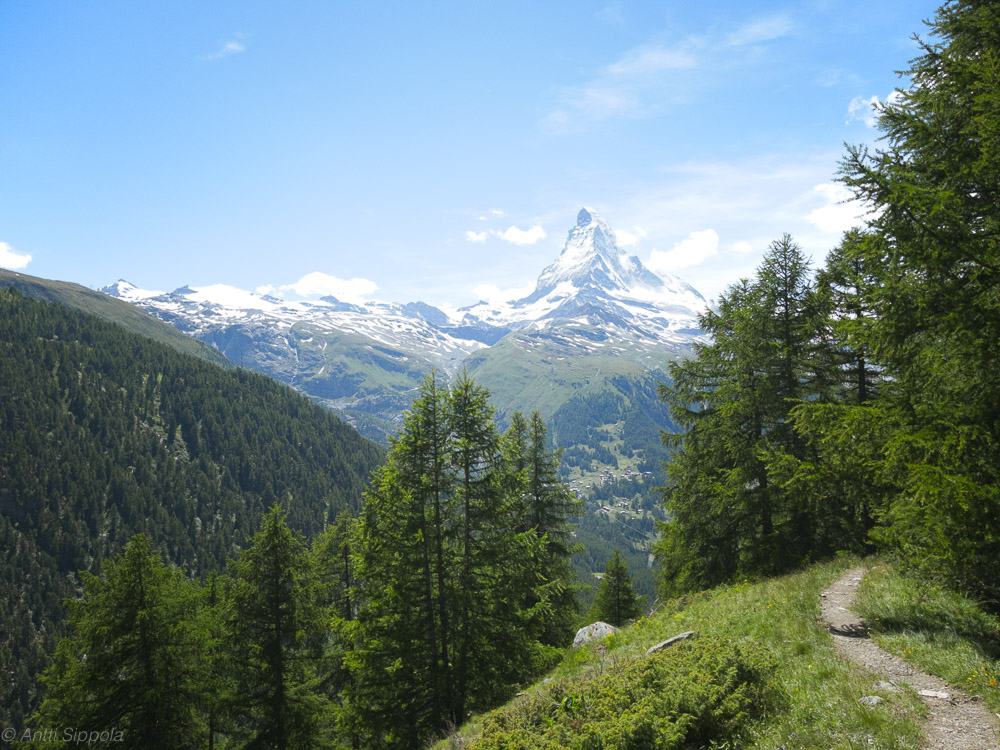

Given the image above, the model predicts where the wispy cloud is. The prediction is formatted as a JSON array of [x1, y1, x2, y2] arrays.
[[474, 209, 504, 222], [274, 271, 377, 303], [465, 230, 488, 243], [596, 4, 625, 28], [200, 33, 248, 62], [472, 281, 536, 304], [497, 225, 547, 245], [542, 15, 794, 132], [646, 229, 719, 273], [605, 47, 697, 78], [615, 226, 647, 247], [725, 16, 795, 47], [0, 241, 32, 270]]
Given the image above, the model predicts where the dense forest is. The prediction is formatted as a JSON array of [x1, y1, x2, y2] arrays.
[[657, 0, 1000, 609], [0, 289, 385, 730], [20, 374, 581, 749]]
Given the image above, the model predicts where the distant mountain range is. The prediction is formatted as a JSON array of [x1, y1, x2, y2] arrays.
[[102, 208, 708, 444]]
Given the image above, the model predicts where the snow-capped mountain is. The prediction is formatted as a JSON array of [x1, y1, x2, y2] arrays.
[[102, 208, 707, 442], [458, 207, 706, 343], [101, 280, 498, 363]]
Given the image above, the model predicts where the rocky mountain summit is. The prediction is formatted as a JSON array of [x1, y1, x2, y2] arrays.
[[461, 207, 706, 342]]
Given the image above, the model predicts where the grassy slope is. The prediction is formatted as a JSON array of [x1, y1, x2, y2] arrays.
[[462, 328, 680, 425], [0, 269, 231, 367], [439, 558, 951, 749], [202, 318, 437, 442]]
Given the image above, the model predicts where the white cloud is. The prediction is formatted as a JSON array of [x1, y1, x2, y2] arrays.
[[646, 229, 719, 273], [498, 225, 547, 245], [732, 241, 754, 254], [582, 152, 861, 301], [200, 34, 248, 61], [615, 226, 647, 247], [725, 16, 795, 47], [805, 183, 867, 234], [278, 272, 377, 303], [543, 14, 796, 131], [472, 281, 536, 304], [0, 241, 32, 270], [847, 90, 904, 128], [606, 46, 698, 77], [465, 230, 488, 243], [846, 95, 880, 127], [490, 208, 504, 216]]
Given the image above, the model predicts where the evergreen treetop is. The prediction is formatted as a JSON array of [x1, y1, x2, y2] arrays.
[[591, 549, 643, 628]]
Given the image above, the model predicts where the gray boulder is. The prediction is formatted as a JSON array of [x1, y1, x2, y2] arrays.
[[573, 621, 619, 648]]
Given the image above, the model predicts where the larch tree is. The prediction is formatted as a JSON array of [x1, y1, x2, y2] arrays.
[[506, 411, 582, 647], [35, 534, 205, 749], [764, 229, 895, 555], [347, 373, 456, 747], [222, 505, 330, 750], [656, 236, 821, 593], [591, 549, 643, 627], [348, 373, 564, 748], [839, 0, 1000, 601]]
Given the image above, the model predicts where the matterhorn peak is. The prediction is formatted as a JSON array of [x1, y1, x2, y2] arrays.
[[460, 206, 707, 337], [577, 206, 598, 226], [534, 207, 647, 296]]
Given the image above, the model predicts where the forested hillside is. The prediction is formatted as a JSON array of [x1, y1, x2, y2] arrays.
[[21, 374, 581, 749], [0, 289, 385, 729], [0, 269, 231, 368]]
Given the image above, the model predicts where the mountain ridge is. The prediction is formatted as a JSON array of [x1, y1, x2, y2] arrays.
[[100, 208, 708, 443]]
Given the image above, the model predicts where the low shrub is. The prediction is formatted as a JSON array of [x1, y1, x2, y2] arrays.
[[470, 634, 775, 749]]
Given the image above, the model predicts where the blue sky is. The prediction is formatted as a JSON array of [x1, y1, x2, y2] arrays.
[[1, 1, 941, 307]]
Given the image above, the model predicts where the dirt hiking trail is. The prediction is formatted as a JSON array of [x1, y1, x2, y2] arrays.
[[821, 567, 999, 750]]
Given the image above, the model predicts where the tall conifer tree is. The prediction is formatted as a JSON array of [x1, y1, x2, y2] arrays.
[[656, 236, 820, 593], [347, 373, 455, 746], [764, 229, 894, 553], [839, 0, 1000, 601], [349, 373, 565, 747], [505, 412, 582, 646], [222, 505, 329, 750]]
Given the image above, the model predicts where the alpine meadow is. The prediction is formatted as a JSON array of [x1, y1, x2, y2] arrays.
[[3, 1, 1000, 748]]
